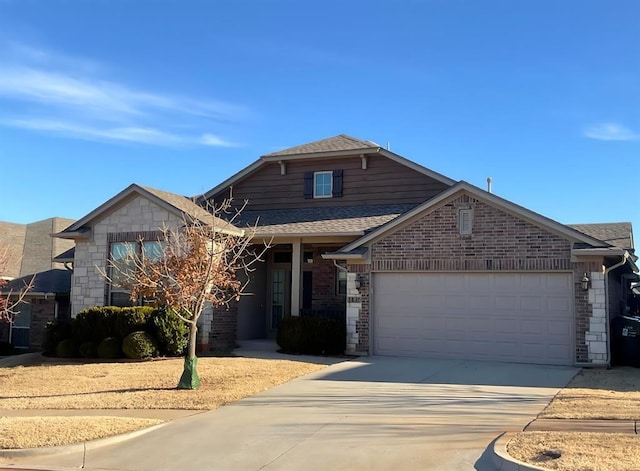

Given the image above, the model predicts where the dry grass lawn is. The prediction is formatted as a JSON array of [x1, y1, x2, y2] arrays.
[[508, 431, 640, 471], [0, 356, 326, 409], [541, 367, 640, 420], [0, 417, 163, 449], [0, 355, 326, 450]]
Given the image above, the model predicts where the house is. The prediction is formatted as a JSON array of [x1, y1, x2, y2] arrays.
[[0, 217, 75, 350], [53, 135, 638, 366]]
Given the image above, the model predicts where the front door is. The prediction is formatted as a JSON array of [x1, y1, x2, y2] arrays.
[[270, 269, 290, 330]]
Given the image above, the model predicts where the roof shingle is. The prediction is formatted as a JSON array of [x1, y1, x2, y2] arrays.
[[568, 222, 634, 250], [236, 204, 416, 235], [263, 134, 380, 157]]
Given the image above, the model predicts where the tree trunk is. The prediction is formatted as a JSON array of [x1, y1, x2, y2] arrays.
[[177, 322, 200, 389]]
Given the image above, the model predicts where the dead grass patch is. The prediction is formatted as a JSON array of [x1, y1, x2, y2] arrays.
[[508, 431, 640, 471], [0, 356, 325, 410], [0, 416, 163, 449], [541, 367, 640, 419]]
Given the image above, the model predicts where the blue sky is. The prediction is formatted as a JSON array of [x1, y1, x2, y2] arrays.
[[0, 1, 638, 241]]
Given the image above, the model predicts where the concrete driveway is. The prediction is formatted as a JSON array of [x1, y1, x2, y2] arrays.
[[17, 356, 577, 471]]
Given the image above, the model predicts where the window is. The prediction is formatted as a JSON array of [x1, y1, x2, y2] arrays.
[[304, 170, 343, 199], [108, 240, 165, 306], [314, 171, 333, 198], [336, 268, 347, 295], [459, 209, 473, 235]]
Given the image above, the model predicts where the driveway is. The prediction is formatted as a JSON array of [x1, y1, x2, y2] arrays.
[[17, 356, 577, 471]]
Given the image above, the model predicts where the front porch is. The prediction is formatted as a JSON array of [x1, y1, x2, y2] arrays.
[[208, 240, 355, 351]]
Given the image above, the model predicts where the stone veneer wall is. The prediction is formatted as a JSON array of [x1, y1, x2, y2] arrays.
[[346, 264, 370, 354], [573, 261, 603, 363], [71, 196, 183, 316]]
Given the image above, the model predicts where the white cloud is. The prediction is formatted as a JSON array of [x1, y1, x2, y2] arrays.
[[199, 133, 240, 147], [0, 41, 246, 147], [583, 123, 638, 141], [3, 118, 229, 147]]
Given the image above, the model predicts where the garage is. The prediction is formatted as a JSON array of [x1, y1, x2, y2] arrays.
[[373, 272, 574, 365]]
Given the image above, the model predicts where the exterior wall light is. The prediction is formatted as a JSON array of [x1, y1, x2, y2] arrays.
[[581, 273, 590, 291]]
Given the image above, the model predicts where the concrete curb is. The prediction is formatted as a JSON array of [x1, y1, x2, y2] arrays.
[[0, 422, 168, 459], [491, 433, 550, 471]]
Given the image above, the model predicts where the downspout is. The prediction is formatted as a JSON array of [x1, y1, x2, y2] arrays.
[[604, 252, 629, 365], [333, 259, 348, 274]]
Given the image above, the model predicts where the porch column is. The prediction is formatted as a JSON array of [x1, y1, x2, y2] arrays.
[[291, 238, 302, 316]]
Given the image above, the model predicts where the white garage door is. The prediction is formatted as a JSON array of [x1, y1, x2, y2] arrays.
[[373, 272, 574, 365]]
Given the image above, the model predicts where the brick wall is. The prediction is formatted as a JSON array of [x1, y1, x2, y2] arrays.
[[354, 192, 588, 358], [371, 194, 572, 269], [355, 273, 370, 353], [209, 303, 238, 352], [304, 245, 345, 310]]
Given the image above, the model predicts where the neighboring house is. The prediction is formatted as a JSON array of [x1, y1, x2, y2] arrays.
[[0, 218, 75, 350], [53, 135, 638, 366]]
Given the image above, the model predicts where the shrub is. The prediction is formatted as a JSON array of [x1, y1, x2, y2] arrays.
[[56, 339, 78, 358], [78, 341, 99, 358], [97, 337, 123, 359], [72, 306, 156, 345], [152, 308, 189, 356], [277, 316, 346, 355], [122, 331, 158, 359], [43, 321, 72, 355], [114, 307, 155, 339], [276, 316, 303, 353], [73, 307, 118, 343]]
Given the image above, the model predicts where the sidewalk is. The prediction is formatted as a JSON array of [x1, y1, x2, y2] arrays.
[[525, 417, 638, 434], [0, 409, 203, 420]]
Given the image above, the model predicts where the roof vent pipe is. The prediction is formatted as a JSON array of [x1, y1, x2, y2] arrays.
[[487, 177, 493, 193]]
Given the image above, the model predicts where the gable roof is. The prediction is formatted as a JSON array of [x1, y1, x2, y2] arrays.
[[55, 184, 241, 238], [568, 222, 634, 251], [335, 181, 609, 255], [263, 134, 381, 157], [200, 134, 455, 201]]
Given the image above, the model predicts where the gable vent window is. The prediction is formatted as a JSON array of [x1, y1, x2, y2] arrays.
[[304, 170, 343, 199], [459, 209, 473, 235]]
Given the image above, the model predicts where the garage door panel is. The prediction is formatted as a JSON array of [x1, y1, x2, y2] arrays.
[[520, 296, 543, 311], [374, 273, 573, 365], [547, 296, 571, 311]]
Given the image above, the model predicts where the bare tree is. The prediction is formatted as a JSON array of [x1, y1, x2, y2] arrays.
[[0, 241, 35, 325], [103, 198, 268, 389]]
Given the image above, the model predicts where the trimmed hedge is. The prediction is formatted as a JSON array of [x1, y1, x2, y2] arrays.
[[276, 315, 345, 355], [79, 341, 99, 358], [44, 306, 187, 358], [56, 339, 78, 358], [98, 337, 122, 359], [123, 331, 158, 359]]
